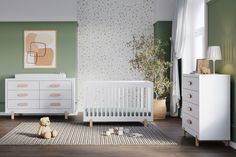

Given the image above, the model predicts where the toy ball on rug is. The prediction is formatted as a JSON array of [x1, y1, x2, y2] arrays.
[[38, 117, 58, 139]]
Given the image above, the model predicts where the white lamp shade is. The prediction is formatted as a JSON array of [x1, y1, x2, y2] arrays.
[[207, 46, 222, 61]]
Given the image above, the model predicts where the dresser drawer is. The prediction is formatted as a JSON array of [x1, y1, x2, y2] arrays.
[[7, 100, 39, 109], [40, 81, 72, 90], [7, 81, 39, 90], [182, 113, 199, 133], [40, 91, 72, 99], [183, 76, 199, 91], [40, 100, 72, 109], [182, 101, 199, 119], [7, 91, 39, 99], [182, 89, 199, 105]]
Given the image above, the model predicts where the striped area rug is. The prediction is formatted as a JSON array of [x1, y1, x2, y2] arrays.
[[0, 122, 177, 145]]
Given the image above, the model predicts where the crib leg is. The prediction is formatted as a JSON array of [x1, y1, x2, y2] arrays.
[[11, 112, 15, 120], [143, 119, 148, 127], [64, 111, 69, 120], [89, 119, 93, 127]]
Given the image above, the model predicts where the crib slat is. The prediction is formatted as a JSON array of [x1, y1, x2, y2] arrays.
[[110, 87, 112, 117], [149, 86, 153, 117], [137, 87, 140, 117], [148, 87, 150, 115], [88, 87, 90, 117], [113, 87, 115, 116], [110, 87, 113, 117], [134, 87, 137, 117], [115, 87, 117, 116], [118, 87, 120, 117], [122, 87, 125, 117], [92, 87, 94, 117], [131, 88, 133, 117], [145, 87, 148, 116], [106, 87, 108, 117], [126, 88, 128, 117], [141, 87, 144, 117], [111, 87, 114, 117], [85, 87, 88, 116]]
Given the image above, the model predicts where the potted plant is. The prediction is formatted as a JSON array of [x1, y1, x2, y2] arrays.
[[127, 35, 171, 119]]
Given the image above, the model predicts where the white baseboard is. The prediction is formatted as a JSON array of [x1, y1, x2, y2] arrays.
[[230, 141, 236, 149], [0, 112, 79, 116], [0, 112, 9, 116]]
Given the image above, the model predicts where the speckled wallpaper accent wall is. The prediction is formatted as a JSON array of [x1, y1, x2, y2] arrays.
[[77, 0, 154, 109]]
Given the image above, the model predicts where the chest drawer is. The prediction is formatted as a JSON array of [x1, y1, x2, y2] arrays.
[[7, 100, 39, 109], [182, 113, 199, 133], [40, 91, 72, 99], [182, 101, 199, 119], [7, 91, 39, 99], [7, 81, 39, 90], [40, 81, 72, 90], [183, 76, 199, 91], [182, 89, 199, 105], [40, 100, 72, 109]]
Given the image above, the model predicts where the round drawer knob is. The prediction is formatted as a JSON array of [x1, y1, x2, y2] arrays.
[[189, 81, 192, 86], [188, 107, 192, 111], [187, 119, 192, 125]]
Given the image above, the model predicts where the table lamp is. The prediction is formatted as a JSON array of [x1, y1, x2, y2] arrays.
[[207, 46, 222, 74]]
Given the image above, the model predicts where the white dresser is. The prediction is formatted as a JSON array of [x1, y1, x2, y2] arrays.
[[5, 76, 75, 119], [182, 74, 230, 146]]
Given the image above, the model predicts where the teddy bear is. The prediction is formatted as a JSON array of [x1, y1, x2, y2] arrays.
[[38, 117, 58, 139], [200, 66, 211, 74]]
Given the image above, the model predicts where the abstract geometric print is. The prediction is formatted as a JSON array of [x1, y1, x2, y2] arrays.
[[24, 30, 56, 68]]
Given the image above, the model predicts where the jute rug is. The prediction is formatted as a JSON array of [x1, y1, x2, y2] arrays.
[[0, 122, 177, 145]]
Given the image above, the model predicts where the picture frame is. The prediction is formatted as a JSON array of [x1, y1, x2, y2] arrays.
[[24, 30, 56, 68], [196, 59, 210, 74]]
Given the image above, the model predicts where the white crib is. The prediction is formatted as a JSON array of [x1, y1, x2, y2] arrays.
[[83, 81, 153, 126]]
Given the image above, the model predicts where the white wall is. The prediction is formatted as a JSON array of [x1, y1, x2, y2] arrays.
[[153, 0, 176, 22], [0, 0, 77, 21]]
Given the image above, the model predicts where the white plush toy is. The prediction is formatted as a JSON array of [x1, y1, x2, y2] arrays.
[[38, 117, 58, 139]]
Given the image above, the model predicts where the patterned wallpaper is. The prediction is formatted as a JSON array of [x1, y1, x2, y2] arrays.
[[77, 0, 154, 109]]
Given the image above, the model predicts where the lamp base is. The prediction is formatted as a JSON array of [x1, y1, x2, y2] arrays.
[[213, 60, 216, 74]]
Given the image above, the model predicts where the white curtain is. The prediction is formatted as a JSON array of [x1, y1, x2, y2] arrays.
[[170, 0, 207, 117], [182, 0, 207, 74], [170, 0, 188, 117]]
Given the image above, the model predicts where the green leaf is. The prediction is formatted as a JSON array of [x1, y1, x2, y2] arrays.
[[127, 35, 172, 99]]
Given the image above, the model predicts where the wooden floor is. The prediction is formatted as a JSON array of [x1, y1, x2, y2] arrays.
[[0, 115, 235, 157]]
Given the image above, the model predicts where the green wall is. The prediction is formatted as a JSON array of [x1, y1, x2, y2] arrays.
[[208, 0, 236, 142], [154, 21, 172, 60], [0, 22, 78, 112], [154, 21, 172, 111]]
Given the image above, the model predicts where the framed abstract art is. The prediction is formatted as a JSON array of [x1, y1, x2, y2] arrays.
[[24, 30, 56, 68]]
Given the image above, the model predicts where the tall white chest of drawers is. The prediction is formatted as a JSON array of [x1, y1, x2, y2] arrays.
[[182, 74, 230, 146], [5, 78, 75, 119]]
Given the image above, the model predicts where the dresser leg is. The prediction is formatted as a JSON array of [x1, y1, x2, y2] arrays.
[[64, 111, 69, 120], [195, 136, 199, 147], [89, 119, 93, 127], [223, 141, 230, 146], [11, 112, 15, 120]]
